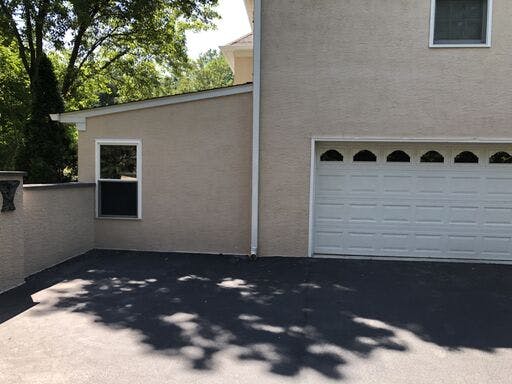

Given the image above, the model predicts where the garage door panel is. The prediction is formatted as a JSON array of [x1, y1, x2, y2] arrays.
[[447, 235, 479, 255], [449, 177, 481, 196], [314, 144, 512, 261], [383, 175, 413, 194], [380, 233, 410, 252], [381, 204, 412, 224], [346, 232, 376, 252], [317, 175, 345, 193], [481, 237, 512, 258], [416, 176, 448, 195], [483, 207, 512, 226], [348, 203, 378, 223], [486, 177, 512, 198], [449, 206, 480, 225], [315, 203, 345, 223], [349, 175, 380, 193], [415, 205, 446, 225]]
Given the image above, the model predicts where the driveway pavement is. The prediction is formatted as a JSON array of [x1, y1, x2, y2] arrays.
[[1, 250, 512, 383]]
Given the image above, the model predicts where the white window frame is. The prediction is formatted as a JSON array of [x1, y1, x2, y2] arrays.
[[95, 139, 142, 220], [429, 0, 493, 48]]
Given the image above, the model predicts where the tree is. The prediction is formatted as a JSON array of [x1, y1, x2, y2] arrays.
[[0, 0, 218, 181], [0, 0, 218, 98], [175, 49, 233, 94], [0, 40, 29, 170], [19, 54, 77, 183]]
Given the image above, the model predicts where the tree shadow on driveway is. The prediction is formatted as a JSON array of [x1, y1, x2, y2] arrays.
[[4, 250, 512, 379]]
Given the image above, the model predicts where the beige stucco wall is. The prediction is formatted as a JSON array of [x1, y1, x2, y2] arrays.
[[23, 184, 95, 276], [234, 56, 253, 85], [79, 92, 252, 255], [259, 0, 512, 256], [0, 173, 25, 292]]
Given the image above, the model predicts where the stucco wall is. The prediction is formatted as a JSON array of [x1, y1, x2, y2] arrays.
[[23, 184, 95, 276], [0, 173, 25, 293], [79, 92, 252, 255], [234, 56, 253, 85], [259, 0, 512, 256]]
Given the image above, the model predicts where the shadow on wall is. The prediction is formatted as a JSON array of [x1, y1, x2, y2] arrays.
[[5, 250, 512, 379]]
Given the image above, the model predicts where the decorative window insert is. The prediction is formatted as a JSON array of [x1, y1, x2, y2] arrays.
[[320, 150, 343, 162], [421, 151, 445, 163], [387, 150, 411, 163], [430, 0, 492, 47], [353, 150, 377, 162], [96, 140, 142, 218], [490, 151, 512, 164], [454, 151, 479, 164]]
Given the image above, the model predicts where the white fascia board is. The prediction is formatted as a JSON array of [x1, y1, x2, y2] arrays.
[[220, 45, 253, 71], [220, 46, 236, 70], [50, 84, 253, 129], [312, 136, 512, 143], [244, 0, 254, 27]]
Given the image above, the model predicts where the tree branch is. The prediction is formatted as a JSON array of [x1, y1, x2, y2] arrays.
[[34, 0, 50, 58], [73, 48, 129, 92], [61, 4, 103, 96], [75, 28, 128, 71], [22, 0, 35, 70], [99, 49, 129, 72], [61, 24, 88, 97]]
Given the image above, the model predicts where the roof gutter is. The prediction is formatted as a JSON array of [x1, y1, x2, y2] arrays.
[[250, 0, 261, 258]]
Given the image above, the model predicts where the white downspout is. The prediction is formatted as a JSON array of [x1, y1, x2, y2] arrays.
[[250, 0, 262, 258]]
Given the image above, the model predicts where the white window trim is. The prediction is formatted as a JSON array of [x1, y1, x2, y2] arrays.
[[429, 0, 493, 48], [95, 139, 142, 220]]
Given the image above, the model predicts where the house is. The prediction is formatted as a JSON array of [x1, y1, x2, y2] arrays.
[[50, 0, 512, 263]]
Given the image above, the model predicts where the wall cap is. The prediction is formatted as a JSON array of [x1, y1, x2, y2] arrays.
[[24, 182, 95, 190], [0, 171, 27, 176]]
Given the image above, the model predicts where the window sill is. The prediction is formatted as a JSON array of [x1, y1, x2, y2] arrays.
[[96, 216, 142, 221], [429, 43, 491, 48]]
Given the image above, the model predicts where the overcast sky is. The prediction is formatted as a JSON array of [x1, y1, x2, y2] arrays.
[[186, 0, 251, 58]]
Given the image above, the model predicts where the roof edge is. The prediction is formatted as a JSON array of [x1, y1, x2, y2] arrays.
[[51, 84, 253, 128]]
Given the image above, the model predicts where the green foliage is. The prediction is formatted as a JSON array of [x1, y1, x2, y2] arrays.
[[0, 0, 220, 182], [175, 49, 234, 94], [0, 1, 235, 182], [0, 41, 29, 170], [19, 55, 76, 183]]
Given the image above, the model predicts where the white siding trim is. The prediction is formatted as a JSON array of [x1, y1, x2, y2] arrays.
[[307, 138, 316, 258], [250, 0, 261, 257], [312, 136, 512, 143], [95, 139, 142, 220], [429, 0, 493, 48]]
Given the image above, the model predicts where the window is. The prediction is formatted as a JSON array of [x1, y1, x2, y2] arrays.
[[96, 140, 141, 218], [353, 150, 377, 162], [430, 0, 492, 47], [320, 150, 343, 162], [387, 150, 411, 163], [421, 150, 445, 163], [454, 151, 479, 163], [490, 151, 512, 164]]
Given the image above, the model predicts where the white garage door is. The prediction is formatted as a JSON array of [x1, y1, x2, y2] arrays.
[[314, 143, 512, 261]]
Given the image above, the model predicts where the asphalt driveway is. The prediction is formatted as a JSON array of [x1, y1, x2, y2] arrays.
[[1, 250, 512, 383]]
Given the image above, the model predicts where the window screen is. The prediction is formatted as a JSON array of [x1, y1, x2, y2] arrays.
[[434, 0, 487, 44], [98, 144, 139, 217]]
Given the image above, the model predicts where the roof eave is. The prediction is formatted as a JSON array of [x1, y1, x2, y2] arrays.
[[50, 84, 253, 129]]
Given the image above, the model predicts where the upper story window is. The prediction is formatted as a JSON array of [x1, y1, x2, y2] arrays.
[[430, 0, 492, 47]]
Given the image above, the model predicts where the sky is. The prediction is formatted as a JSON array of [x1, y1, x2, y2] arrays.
[[186, 0, 251, 58]]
